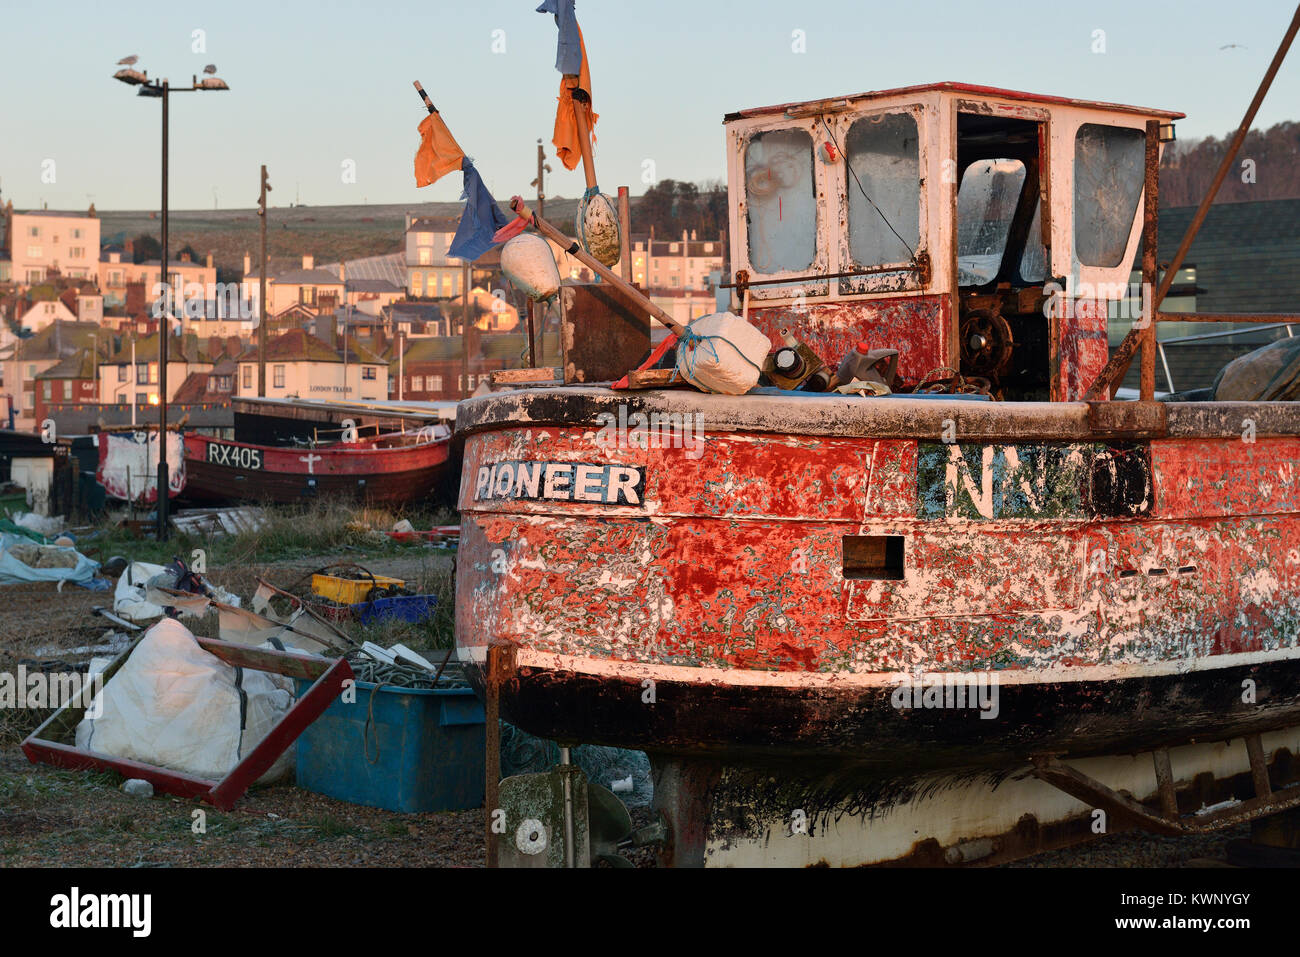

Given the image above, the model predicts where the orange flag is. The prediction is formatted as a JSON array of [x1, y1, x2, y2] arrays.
[[551, 25, 597, 171], [414, 111, 466, 188]]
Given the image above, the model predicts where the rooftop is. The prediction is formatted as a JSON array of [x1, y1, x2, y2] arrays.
[[725, 82, 1186, 123]]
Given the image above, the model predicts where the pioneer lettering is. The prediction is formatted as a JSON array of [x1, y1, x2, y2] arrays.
[[474, 461, 645, 505]]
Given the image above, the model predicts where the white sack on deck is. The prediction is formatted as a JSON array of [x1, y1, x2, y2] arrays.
[[674, 312, 771, 395], [75, 618, 296, 783]]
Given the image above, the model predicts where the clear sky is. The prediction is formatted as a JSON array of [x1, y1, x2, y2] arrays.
[[2, 0, 1297, 212]]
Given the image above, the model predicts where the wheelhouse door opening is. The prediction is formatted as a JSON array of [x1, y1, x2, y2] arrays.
[[954, 112, 1051, 401]]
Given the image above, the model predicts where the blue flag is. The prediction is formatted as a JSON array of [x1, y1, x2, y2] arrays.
[[449, 157, 512, 263], [536, 0, 581, 75]]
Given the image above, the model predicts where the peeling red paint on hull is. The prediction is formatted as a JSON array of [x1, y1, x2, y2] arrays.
[[454, 388, 1300, 766]]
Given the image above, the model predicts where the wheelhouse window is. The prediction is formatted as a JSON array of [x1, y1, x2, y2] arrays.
[[957, 158, 1026, 286], [744, 128, 816, 274], [1073, 124, 1145, 268], [846, 112, 920, 268]]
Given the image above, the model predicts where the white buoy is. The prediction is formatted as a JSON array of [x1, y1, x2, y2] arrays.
[[500, 233, 561, 302], [576, 191, 621, 268]]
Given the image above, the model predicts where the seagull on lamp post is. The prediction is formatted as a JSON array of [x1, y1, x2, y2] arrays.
[[117, 54, 138, 65], [203, 64, 218, 74]]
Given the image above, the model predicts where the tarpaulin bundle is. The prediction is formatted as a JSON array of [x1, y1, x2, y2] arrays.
[[538, 0, 597, 171], [414, 110, 465, 188]]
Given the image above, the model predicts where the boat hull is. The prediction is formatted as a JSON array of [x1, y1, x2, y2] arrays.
[[454, 387, 1300, 768], [182, 433, 450, 507]]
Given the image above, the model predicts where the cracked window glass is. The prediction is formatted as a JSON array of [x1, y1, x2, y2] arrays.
[[957, 158, 1026, 285], [745, 128, 815, 274], [846, 113, 920, 268], [1074, 124, 1145, 267], [1020, 199, 1047, 282]]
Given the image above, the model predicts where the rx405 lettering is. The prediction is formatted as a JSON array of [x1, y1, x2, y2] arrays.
[[207, 442, 263, 470]]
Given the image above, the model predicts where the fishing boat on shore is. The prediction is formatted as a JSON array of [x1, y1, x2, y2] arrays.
[[182, 425, 451, 507], [452, 8, 1300, 866]]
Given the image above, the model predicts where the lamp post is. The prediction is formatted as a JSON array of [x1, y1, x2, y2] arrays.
[[114, 63, 229, 539]]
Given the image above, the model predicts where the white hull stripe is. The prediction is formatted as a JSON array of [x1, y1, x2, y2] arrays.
[[456, 643, 1300, 689]]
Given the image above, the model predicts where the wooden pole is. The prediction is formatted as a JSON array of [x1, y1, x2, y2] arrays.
[[1139, 120, 1159, 401], [618, 186, 631, 283], [509, 197, 687, 338], [258, 165, 269, 398], [484, 643, 501, 869], [567, 82, 598, 192], [461, 260, 471, 397], [1083, 6, 1300, 401]]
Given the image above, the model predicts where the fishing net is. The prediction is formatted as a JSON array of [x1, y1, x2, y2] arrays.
[[499, 721, 653, 808]]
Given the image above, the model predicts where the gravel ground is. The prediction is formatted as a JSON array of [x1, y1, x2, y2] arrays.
[[0, 565, 1258, 869]]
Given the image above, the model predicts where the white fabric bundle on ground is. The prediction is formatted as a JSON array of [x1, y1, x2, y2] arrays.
[[500, 233, 562, 301], [674, 312, 771, 395], [75, 618, 295, 783]]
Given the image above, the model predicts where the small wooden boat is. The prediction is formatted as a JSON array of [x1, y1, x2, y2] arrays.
[[182, 426, 451, 506]]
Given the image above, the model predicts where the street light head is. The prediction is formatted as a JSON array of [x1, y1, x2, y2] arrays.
[[197, 76, 229, 91], [114, 68, 147, 86], [137, 85, 163, 98]]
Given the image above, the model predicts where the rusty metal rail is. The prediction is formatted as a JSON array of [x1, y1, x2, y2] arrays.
[[1031, 731, 1300, 836]]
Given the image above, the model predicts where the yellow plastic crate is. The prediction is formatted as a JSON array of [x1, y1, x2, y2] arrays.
[[311, 573, 405, 605]]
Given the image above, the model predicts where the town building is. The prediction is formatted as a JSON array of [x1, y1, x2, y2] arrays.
[[96, 332, 217, 408], [0, 320, 102, 432], [233, 328, 388, 402], [4, 209, 101, 283], [33, 349, 99, 424]]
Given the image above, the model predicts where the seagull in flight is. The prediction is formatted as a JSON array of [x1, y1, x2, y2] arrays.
[[1219, 43, 1247, 50], [203, 64, 218, 75], [117, 54, 138, 65]]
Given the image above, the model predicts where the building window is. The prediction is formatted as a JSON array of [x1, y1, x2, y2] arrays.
[[70, 247, 84, 259], [72, 228, 81, 239], [418, 248, 432, 265], [27, 364, 37, 380], [149, 362, 159, 384], [28, 226, 38, 238], [273, 365, 285, 388], [428, 375, 442, 391], [411, 375, 424, 391], [63, 381, 73, 400], [137, 364, 148, 385], [118, 365, 127, 382], [412, 273, 424, 297], [362, 367, 377, 380], [136, 393, 147, 406], [242, 366, 252, 389], [27, 245, 42, 258], [42, 381, 52, 401]]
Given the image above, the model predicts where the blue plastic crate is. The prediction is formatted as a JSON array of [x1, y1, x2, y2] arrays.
[[294, 678, 485, 813], [350, 594, 438, 625]]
